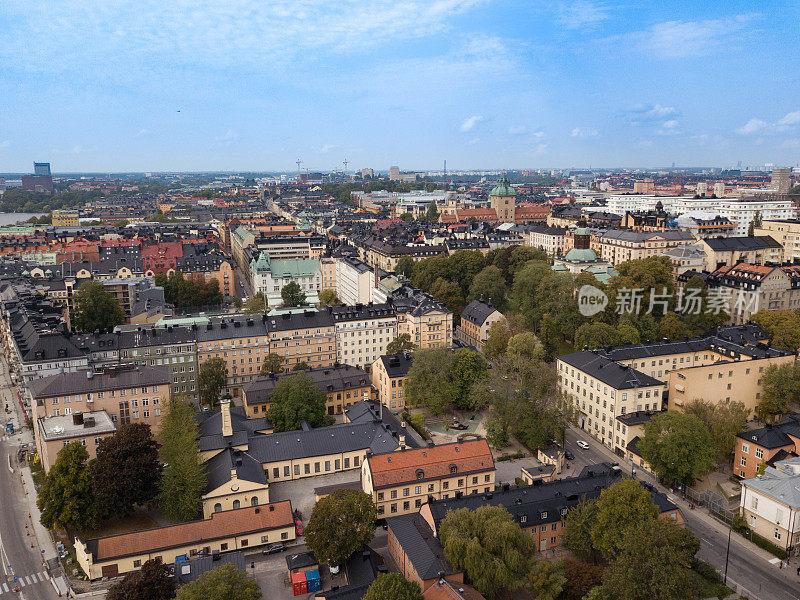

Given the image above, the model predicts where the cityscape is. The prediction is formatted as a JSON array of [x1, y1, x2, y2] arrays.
[[1, 2, 800, 600]]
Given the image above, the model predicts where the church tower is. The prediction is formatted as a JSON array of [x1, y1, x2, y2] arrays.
[[489, 176, 516, 222]]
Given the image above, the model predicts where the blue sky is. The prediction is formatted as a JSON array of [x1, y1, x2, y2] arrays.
[[1, 1, 798, 172]]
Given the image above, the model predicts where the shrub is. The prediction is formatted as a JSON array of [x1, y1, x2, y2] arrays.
[[497, 451, 524, 461], [741, 530, 787, 559]]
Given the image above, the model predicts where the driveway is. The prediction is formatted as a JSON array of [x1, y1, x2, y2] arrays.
[[268, 471, 362, 519]]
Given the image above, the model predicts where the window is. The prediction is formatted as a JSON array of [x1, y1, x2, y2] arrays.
[[261, 536, 269, 543], [232, 500, 240, 510], [415, 486, 421, 494], [741, 442, 749, 454], [304, 464, 310, 474], [520, 515, 527, 523], [281, 532, 288, 540], [390, 504, 397, 513], [740, 456, 747, 467], [377, 492, 384, 501], [774, 529, 782, 541], [284, 466, 290, 477], [390, 490, 397, 499], [251, 497, 259, 507], [325, 461, 331, 471], [755, 448, 763, 459], [403, 501, 410, 511], [750, 497, 758, 510], [133, 560, 142, 568], [294, 465, 300, 475], [428, 484, 435, 492], [241, 539, 248, 547]]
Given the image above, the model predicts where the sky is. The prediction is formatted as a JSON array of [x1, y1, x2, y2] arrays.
[[1, 1, 799, 172]]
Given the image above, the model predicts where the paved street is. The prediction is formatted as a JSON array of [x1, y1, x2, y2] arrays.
[[0, 358, 61, 600], [566, 425, 800, 600]]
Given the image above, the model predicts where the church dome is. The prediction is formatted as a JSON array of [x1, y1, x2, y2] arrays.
[[564, 247, 597, 262], [490, 176, 516, 197]]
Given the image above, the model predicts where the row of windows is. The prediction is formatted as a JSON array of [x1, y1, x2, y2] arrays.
[[267, 456, 360, 479]]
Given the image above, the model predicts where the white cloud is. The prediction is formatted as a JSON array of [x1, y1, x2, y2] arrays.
[[777, 111, 800, 127], [0, 140, 10, 148], [556, 1, 609, 30], [571, 127, 599, 138], [467, 137, 480, 145], [320, 144, 337, 153], [533, 143, 548, 155], [620, 104, 677, 126], [460, 115, 484, 132], [782, 138, 800, 149], [606, 15, 756, 59], [135, 129, 150, 137], [737, 118, 767, 134], [218, 129, 238, 141], [71, 145, 96, 154], [507, 126, 545, 137], [656, 120, 681, 136], [1, 1, 489, 72], [661, 120, 678, 129]]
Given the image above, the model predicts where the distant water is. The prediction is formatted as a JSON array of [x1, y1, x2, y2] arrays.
[[0, 213, 47, 226]]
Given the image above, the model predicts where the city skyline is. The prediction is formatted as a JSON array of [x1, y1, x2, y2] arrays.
[[2, 1, 799, 172]]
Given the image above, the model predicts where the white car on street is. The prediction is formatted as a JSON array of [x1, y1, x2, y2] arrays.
[[576, 440, 590, 449]]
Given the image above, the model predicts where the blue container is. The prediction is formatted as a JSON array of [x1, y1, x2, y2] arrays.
[[305, 568, 321, 592]]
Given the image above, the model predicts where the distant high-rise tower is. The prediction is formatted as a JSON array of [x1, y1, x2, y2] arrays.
[[489, 176, 516, 223], [34, 162, 51, 176], [389, 166, 400, 181], [771, 168, 792, 194]]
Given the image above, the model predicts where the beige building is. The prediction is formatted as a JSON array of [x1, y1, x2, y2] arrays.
[[755, 219, 800, 262], [396, 301, 452, 349], [594, 230, 695, 266], [37, 411, 117, 472], [52, 209, 80, 227], [361, 439, 495, 517], [701, 236, 784, 271], [201, 444, 270, 519], [710, 263, 800, 324], [75, 502, 296, 580], [320, 256, 337, 292], [331, 303, 397, 370], [371, 352, 412, 411], [489, 177, 516, 223], [336, 256, 376, 306], [456, 299, 504, 352]]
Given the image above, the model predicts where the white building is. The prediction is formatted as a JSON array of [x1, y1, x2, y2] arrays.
[[250, 253, 322, 296], [336, 257, 376, 306], [740, 457, 800, 553], [330, 304, 397, 371]]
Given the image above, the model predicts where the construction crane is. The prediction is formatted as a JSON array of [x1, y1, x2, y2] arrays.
[[296, 159, 302, 180], [343, 159, 348, 178]]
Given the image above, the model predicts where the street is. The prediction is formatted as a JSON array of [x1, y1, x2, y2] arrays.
[[566, 426, 800, 600], [0, 358, 60, 600]]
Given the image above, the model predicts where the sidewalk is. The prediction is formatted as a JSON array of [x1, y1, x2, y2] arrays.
[[572, 426, 800, 587]]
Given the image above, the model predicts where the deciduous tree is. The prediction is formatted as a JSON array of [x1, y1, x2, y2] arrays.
[[363, 573, 422, 600], [562, 498, 599, 562], [281, 281, 307, 307], [243, 292, 267, 314], [38, 441, 97, 530], [526, 561, 566, 600], [71, 281, 125, 333], [469, 265, 507, 310], [174, 563, 261, 600], [198, 358, 228, 408], [394, 256, 415, 277], [260, 352, 285, 375], [638, 411, 716, 486], [386, 333, 415, 354], [758, 362, 800, 421], [318, 288, 340, 306], [106, 558, 174, 600], [590, 479, 659, 557], [265, 373, 334, 431], [560, 560, 603, 600], [304, 489, 376, 567], [405, 348, 488, 414], [683, 398, 749, 462]]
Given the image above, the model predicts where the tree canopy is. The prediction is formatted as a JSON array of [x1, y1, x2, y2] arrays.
[[589, 479, 660, 557], [758, 362, 800, 421], [174, 563, 261, 600], [405, 348, 488, 414], [38, 441, 97, 530], [304, 489, 377, 567], [243, 292, 267, 314], [155, 272, 223, 308], [318, 288, 340, 306], [751, 309, 800, 352], [363, 573, 422, 600], [386, 333, 415, 354], [264, 373, 334, 431], [281, 281, 307, 307], [198, 358, 228, 408], [469, 265, 508, 310], [637, 411, 716, 485], [93, 423, 162, 519], [71, 281, 126, 333], [683, 398, 749, 462], [440, 505, 534, 599], [260, 352, 285, 375], [106, 558, 174, 600]]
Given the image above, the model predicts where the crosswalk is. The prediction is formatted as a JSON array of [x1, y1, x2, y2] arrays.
[[1, 571, 49, 594]]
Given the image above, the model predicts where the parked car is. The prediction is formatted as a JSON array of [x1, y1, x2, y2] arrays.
[[451, 420, 468, 430], [576, 440, 590, 449], [564, 450, 574, 460], [295, 519, 304, 536], [262, 543, 285, 555]]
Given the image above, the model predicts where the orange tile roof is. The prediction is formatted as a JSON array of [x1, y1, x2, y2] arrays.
[[368, 439, 494, 489], [89, 501, 293, 561]]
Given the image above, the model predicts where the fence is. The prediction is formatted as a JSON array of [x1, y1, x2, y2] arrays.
[[681, 486, 738, 525]]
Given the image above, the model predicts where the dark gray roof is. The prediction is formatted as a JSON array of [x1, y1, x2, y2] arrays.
[[265, 309, 334, 332], [616, 410, 656, 427], [736, 414, 800, 450], [558, 352, 662, 389], [173, 551, 246, 586], [313, 480, 362, 496], [704, 235, 782, 251], [248, 421, 400, 464], [29, 365, 170, 399], [601, 229, 694, 243], [329, 303, 395, 322], [286, 552, 317, 570], [243, 365, 371, 406], [343, 400, 420, 449], [386, 513, 457, 581], [196, 315, 270, 342], [204, 448, 266, 494], [461, 299, 500, 326], [196, 405, 271, 453], [378, 353, 413, 378]]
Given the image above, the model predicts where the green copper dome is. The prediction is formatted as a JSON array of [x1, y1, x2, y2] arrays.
[[490, 176, 516, 197], [564, 247, 597, 262]]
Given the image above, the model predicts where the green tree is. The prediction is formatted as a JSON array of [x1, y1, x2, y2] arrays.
[[106, 558, 175, 600], [510, 261, 552, 318], [424, 201, 440, 223], [405, 348, 488, 414], [318, 288, 340, 306], [281, 281, 307, 306], [508, 246, 548, 273], [657, 312, 688, 340], [751, 309, 800, 351], [243, 292, 267, 314], [484, 319, 511, 359], [590, 479, 659, 557], [748, 210, 762, 236], [265, 373, 334, 431], [506, 331, 542, 360], [758, 362, 800, 421], [399, 212, 414, 222], [260, 352, 284, 375], [93, 423, 162, 520], [386, 333, 415, 354], [158, 397, 207, 522], [38, 441, 97, 530], [683, 399, 749, 461], [394, 256, 415, 278], [681, 277, 729, 334], [174, 563, 261, 600], [562, 498, 599, 562], [430, 277, 466, 316], [574, 322, 623, 350], [439, 505, 534, 599], [304, 489, 377, 567], [527, 561, 566, 600], [71, 281, 126, 333], [198, 358, 228, 408], [605, 256, 675, 321], [363, 573, 423, 600], [469, 265, 507, 310], [638, 411, 715, 485], [411, 255, 451, 292], [291, 361, 310, 371], [448, 250, 487, 295], [603, 519, 701, 600]]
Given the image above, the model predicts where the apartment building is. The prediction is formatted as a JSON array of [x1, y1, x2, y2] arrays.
[[557, 352, 665, 450], [739, 457, 800, 553], [331, 303, 397, 370], [30, 365, 171, 470], [371, 352, 412, 411], [709, 263, 800, 323], [755, 219, 800, 262], [420, 463, 683, 553], [394, 294, 452, 349], [362, 440, 495, 517], [456, 299, 504, 352], [37, 411, 117, 472], [527, 225, 567, 256], [336, 256, 376, 305], [250, 253, 323, 296], [242, 364, 372, 417], [701, 236, 784, 271], [52, 210, 80, 227], [75, 502, 296, 580], [734, 414, 800, 479], [593, 230, 695, 266], [266, 309, 336, 371], [320, 256, 337, 291]]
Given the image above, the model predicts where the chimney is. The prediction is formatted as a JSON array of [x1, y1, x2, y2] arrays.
[[220, 399, 233, 438], [399, 434, 406, 449]]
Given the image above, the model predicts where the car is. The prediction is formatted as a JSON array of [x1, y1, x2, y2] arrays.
[[262, 543, 285, 555], [576, 440, 590, 449], [564, 450, 574, 460], [451, 421, 468, 430], [295, 519, 304, 536]]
